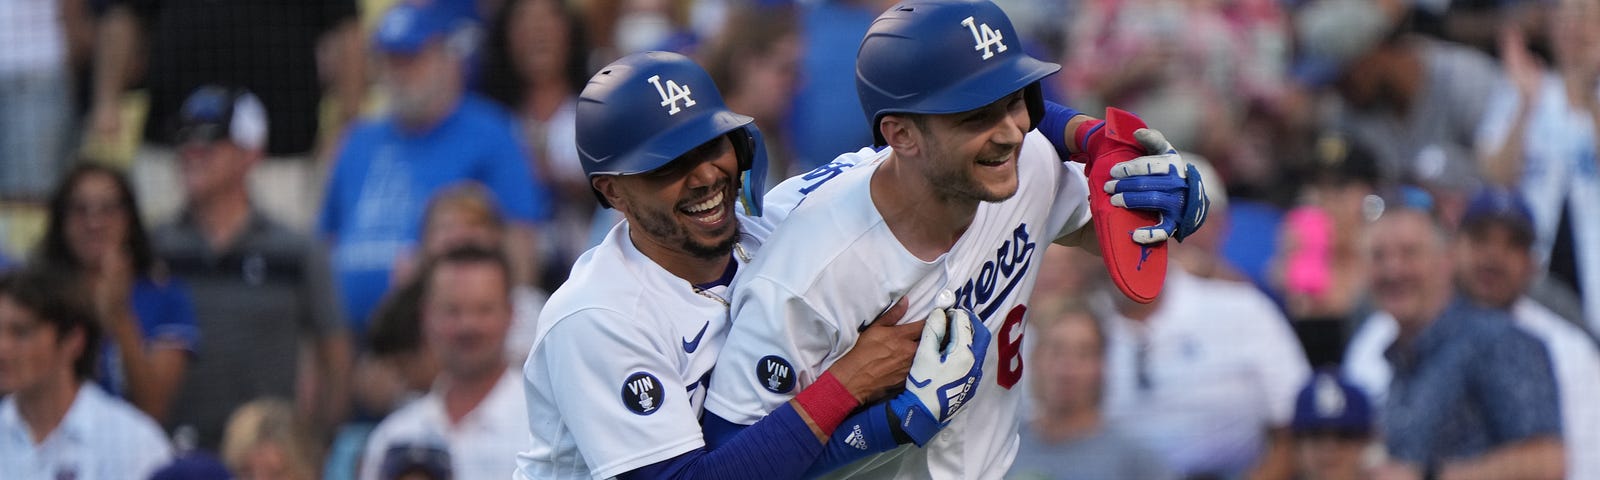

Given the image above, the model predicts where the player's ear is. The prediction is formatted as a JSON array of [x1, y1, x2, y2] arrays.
[[881, 115, 919, 155], [592, 175, 628, 212]]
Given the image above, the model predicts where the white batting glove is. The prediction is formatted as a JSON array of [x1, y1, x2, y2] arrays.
[[884, 298, 991, 446]]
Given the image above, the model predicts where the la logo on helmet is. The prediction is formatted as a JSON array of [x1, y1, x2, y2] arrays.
[[648, 75, 696, 115], [960, 16, 1007, 60]]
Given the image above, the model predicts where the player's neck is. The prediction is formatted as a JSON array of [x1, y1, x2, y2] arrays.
[[1032, 406, 1101, 443], [190, 189, 252, 251], [872, 153, 978, 261], [440, 363, 505, 426], [16, 375, 79, 444]]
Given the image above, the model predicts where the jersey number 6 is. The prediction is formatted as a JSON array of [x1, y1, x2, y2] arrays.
[[996, 305, 1026, 389]]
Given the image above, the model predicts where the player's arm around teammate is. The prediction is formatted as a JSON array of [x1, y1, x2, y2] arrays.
[[518, 51, 989, 480]]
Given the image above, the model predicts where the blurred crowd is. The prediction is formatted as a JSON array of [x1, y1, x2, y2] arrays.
[[0, 0, 1596, 479]]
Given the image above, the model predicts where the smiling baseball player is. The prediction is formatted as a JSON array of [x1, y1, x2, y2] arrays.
[[515, 51, 990, 480], [700, 1, 1209, 478]]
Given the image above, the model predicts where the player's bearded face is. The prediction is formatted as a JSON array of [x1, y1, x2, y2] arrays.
[[620, 136, 742, 260], [918, 92, 1028, 203]]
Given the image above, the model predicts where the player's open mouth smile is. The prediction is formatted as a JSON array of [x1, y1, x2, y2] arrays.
[[680, 190, 729, 228], [975, 150, 1014, 169]]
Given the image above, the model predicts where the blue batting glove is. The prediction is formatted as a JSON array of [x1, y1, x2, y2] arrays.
[[1102, 128, 1210, 244]]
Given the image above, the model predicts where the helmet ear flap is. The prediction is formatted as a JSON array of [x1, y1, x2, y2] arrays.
[[1023, 82, 1045, 133], [731, 126, 769, 216]]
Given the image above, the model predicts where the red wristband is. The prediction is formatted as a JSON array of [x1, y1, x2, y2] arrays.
[[1071, 118, 1107, 163], [792, 371, 860, 436]]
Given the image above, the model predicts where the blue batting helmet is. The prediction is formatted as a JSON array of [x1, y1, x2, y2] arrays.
[[856, 0, 1060, 146], [576, 51, 770, 216]]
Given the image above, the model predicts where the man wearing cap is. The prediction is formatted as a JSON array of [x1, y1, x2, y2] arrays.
[[1342, 200, 1563, 480], [319, 0, 551, 334], [1346, 188, 1598, 480], [1288, 371, 1376, 480], [151, 85, 354, 451], [90, 0, 361, 230]]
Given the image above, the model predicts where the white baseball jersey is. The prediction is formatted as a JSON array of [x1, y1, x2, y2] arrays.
[[515, 166, 839, 479], [516, 219, 746, 479], [704, 131, 1093, 479]]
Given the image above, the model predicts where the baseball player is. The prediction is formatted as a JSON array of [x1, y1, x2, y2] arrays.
[[702, 1, 1209, 478], [515, 51, 991, 479]]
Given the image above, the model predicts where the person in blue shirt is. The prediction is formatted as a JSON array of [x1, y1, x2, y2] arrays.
[[35, 163, 199, 424], [319, 0, 552, 334], [1365, 203, 1563, 479]]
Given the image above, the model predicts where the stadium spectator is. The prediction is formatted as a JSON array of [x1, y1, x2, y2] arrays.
[[0, 267, 173, 479], [88, 0, 363, 229], [1347, 205, 1563, 479], [586, 0, 699, 58], [377, 442, 452, 480], [153, 86, 354, 450], [148, 453, 234, 480], [1476, 2, 1600, 333], [403, 183, 544, 362], [355, 277, 435, 418], [1009, 299, 1175, 480], [1347, 189, 1598, 479], [358, 246, 527, 480], [1272, 133, 1383, 365], [786, 0, 888, 171], [35, 163, 198, 423], [701, 2, 804, 180], [220, 398, 322, 480], [360, 183, 544, 410], [318, 0, 551, 334], [1061, 0, 1289, 162], [1294, 0, 1501, 220], [0, 0, 89, 203], [478, 0, 594, 290], [1289, 371, 1377, 480], [1096, 265, 1309, 479]]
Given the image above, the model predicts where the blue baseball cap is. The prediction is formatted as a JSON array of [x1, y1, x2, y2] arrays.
[[1460, 187, 1536, 245], [148, 453, 233, 480], [380, 443, 452, 480], [373, 0, 478, 54], [1291, 371, 1373, 436], [174, 85, 268, 150]]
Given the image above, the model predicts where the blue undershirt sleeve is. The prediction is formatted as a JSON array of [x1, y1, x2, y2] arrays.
[[804, 403, 906, 477], [627, 401, 910, 480], [618, 404, 821, 480], [1038, 100, 1082, 160]]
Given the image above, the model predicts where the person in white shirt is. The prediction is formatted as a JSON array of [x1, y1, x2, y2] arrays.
[[1096, 266, 1311, 479], [0, 268, 173, 480], [1477, 3, 1600, 333], [359, 246, 529, 480], [1345, 188, 1600, 480]]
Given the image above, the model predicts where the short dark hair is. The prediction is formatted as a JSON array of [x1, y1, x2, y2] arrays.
[[416, 245, 513, 303], [0, 268, 101, 381]]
